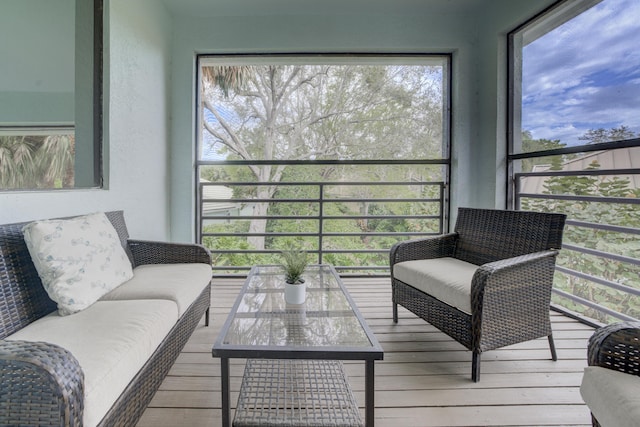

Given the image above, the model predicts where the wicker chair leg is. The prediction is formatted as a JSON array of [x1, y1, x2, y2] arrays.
[[548, 333, 557, 361], [472, 352, 481, 382], [392, 302, 398, 323], [205, 307, 210, 327]]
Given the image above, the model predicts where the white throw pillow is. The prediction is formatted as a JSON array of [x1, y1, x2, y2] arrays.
[[23, 212, 134, 316]]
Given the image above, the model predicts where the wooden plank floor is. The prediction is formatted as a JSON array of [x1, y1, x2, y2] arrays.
[[137, 277, 594, 427]]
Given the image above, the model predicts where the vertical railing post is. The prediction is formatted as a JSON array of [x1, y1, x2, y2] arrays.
[[318, 183, 324, 265], [439, 183, 445, 234], [514, 174, 521, 210]]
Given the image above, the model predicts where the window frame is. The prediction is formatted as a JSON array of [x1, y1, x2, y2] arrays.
[[194, 53, 452, 275]]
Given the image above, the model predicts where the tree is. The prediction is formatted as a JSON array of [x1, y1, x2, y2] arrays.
[[521, 126, 640, 322], [578, 125, 637, 144], [519, 130, 566, 173], [0, 134, 74, 189], [201, 64, 444, 250]]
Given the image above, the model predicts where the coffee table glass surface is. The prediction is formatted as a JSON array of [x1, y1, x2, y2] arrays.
[[216, 264, 379, 352]]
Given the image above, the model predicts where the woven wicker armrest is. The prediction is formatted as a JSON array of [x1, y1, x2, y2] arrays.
[[469, 250, 559, 350], [127, 239, 212, 267], [587, 321, 640, 376], [390, 233, 458, 266], [0, 340, 84, 427], [472, 250, 559, 292]]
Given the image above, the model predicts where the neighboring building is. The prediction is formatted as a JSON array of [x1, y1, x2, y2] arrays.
[[201, 181, 255, 224], [520, 146, 640, 194]]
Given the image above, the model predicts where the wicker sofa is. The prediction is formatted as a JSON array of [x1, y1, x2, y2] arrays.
[[390, 207, 566, 381], [0, 211, 212, 427], [580, 322, 640, 427]]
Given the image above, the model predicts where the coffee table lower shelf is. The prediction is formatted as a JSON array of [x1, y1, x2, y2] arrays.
[[233, 359, 364, 427]]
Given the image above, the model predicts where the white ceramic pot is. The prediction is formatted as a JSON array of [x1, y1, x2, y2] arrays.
[[284, 282, 306, 304]]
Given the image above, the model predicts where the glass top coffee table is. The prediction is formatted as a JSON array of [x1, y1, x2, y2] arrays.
[[212, 264, 384, 427]]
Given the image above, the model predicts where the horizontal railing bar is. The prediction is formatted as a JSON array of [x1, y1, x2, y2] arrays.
[[203, 232, 320, 237], [565, 219, 640, 235], [201, 181, 445, 186], [209, 250, 322, 254], [202, 215, 440, 221], [555, 266, 640, 296], [202, 232, 437, 238], [552, 288, 639, 322], [516, 168, 640, 178], [563, 243, 640, 266], [202, 197, 439, 203], [322, 215, 440, 220], [322, 232, 438, 237], [324, 198, 441, 203], [509, 137, 640, 160], [202, 215, 319, 220], [208, 267, 390, 275], [334, 266, 389, 270], [198, 159, 450, 166], [208, 249, 390, 254], [518, 193, 640, 205]]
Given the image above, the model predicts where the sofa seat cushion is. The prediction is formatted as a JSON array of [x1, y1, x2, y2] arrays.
[[393, 257, 478, 314], [100, 263, 211, 317], [580, 366, 640, 427], [5, 299, 179, 427]]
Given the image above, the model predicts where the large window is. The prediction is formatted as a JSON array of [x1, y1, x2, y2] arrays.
[[0, 0, 103, 191], [509, 0, 640, 323], [196, 55, 450, 274]]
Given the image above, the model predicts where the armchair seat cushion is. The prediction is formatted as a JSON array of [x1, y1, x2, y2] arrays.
[[5, 299, 179, 427], [580, 366, 640, 427], [100, 263, 212, 317], [393, 257, 478, 314]]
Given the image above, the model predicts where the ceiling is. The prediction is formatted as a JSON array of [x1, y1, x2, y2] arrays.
[[161, 0, 486, 17]]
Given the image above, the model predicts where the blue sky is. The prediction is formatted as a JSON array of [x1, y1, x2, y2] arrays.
[[522, 0, 640, 145]]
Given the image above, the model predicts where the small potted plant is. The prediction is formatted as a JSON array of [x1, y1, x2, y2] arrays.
[[281, 249, 308, 304]]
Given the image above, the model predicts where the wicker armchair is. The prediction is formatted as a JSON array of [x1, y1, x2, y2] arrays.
[[390, 207, 566, 382], [581, 322, 640, 427]]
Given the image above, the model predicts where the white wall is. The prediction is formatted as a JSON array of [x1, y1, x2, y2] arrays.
[[168, 12, 477, 241], [471, 0, 556, 209], [0, 0, 75, 124], [0, 0, 556, 240], [0, 0, 173, 241], [167, 1, 555, 240]]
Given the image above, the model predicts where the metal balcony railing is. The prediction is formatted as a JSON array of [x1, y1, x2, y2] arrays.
[[197, 160, 448, 277], [510, 138, 640, 324]]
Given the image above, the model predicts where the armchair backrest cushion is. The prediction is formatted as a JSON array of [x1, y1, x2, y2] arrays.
[[453, 208, 566, 266], [0, 211, 129, 338]]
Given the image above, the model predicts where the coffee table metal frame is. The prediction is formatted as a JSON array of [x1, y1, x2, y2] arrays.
[[212, 264, 384, 427]]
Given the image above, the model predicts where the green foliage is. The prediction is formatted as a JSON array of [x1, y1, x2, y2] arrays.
[[519, 131, 566, 173], [521, 130, 640, 322], [578, 126, 637, 145], [280, 249, 309, 284], [0, 134, 74, 189]]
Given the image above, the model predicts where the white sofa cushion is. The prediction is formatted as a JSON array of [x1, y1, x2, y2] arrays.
[[22, 212, 134, 316], [100, 263, 211, 317], [6, 299, 179, 427], [580, 366, 640, 427], [393, 257, 478, 314]]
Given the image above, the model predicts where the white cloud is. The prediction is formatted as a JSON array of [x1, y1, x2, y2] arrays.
[[521, 0, 640, 145]]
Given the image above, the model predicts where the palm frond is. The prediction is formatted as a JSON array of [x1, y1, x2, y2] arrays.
[[202, 65, 253, 97]]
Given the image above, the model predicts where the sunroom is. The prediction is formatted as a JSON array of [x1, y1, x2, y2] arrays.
[[1, 0, 638, 426]]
